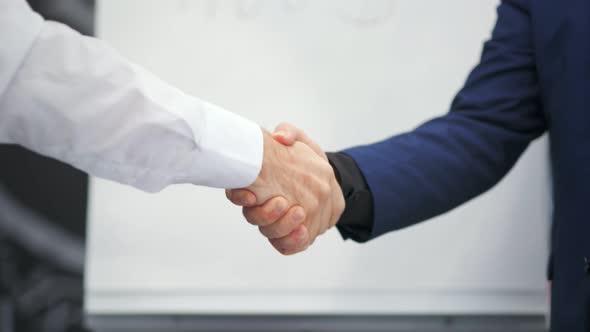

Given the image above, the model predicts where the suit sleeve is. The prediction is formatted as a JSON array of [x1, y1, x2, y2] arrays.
[[342, 0, 547, 240]]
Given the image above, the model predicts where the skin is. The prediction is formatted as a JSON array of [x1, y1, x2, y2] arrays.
[[226, 124, 344, 255]]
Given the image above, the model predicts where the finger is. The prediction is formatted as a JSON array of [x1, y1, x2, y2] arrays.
[[225, 189, 257, 207], [269, 224, 310, 255], [273, 123, 326, 160], [259, 206, 306, 239], [272, 122, 299, 146], [242, 196, 290, 226]]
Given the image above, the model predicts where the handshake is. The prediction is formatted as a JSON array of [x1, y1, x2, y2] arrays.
[[225, 123, 345, 255]]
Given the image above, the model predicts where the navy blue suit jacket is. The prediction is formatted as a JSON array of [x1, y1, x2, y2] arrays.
[[343, 1, 590, 330]]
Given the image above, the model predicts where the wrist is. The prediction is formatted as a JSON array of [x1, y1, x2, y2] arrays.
[[326, 152, 375, 242], [251, 129, 283, 202]]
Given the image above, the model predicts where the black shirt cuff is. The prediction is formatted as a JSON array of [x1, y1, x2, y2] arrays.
[[327, 152, 374, 243]]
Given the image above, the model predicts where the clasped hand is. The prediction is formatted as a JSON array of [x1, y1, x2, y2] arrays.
[[226, 123, 345, 255]]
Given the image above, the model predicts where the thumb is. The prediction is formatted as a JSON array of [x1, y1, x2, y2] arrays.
[[226, 188, 258, 207], [272, 122, 299, 146], [272, 122, 327, 161]]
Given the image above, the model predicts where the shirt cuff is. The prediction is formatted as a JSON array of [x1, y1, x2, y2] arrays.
[[327, 152, 374, 243], [191, 101, 263, 189]]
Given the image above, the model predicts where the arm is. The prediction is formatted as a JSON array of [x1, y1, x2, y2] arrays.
[[341, 0, 546, 239], [0, 0, 262, 192], [227, 0, 547, 251]]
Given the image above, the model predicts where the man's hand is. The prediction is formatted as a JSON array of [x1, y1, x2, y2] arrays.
[[226, 124, 344, 255]]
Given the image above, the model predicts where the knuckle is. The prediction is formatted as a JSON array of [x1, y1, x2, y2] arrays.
[[243, 207, 266, 226], [309, 197, 320, 211], [260, 222, 288, 239], [282, 221, 299, 236], [260, 204, 282, 225], [261, 204, 277, 223], [271, 198, 289, 219], [259, 225, 274, 238], [302, 173, 315, 187], [319, 182, 331, 198]]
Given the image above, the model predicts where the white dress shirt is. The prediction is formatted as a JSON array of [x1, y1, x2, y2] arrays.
[[0, 0, 263, 192]]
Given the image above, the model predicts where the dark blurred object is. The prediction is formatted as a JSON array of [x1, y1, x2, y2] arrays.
[[0, 146, 89, 243], [0, 239, 87, 332], [27, 0, 95, 36], [0, 1, 95, 331]]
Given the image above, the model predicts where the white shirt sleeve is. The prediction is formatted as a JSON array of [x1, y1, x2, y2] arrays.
[[0, 0, 263, 192]]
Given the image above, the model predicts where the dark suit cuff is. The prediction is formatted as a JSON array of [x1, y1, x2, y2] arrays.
[[326, 152, 374, 243]]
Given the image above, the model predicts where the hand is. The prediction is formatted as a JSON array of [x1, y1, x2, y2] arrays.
[[226, 124, 344, 255]]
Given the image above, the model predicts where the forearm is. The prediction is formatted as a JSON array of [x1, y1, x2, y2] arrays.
[[330, 0, 546, 241], [343, 113, 541, 238]]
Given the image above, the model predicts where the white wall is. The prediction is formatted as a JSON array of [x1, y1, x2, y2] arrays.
[[86, 0, 551, 315]]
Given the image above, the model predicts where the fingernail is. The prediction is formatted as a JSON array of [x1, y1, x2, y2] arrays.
[[292, 209, 304, 222], [274, 200, 286, 214], [274, 131, 286, 138]]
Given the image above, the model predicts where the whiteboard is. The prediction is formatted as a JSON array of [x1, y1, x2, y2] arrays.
[[86, 0, 551, 316]]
